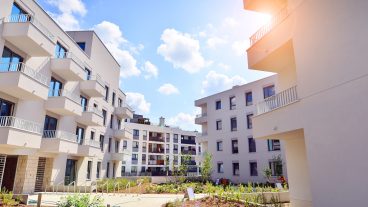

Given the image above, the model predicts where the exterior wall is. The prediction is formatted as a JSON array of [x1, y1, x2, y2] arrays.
[[195, 75, 287, 183]]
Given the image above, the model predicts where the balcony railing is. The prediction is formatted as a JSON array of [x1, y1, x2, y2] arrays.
[[54, 52, 85, 74], [3, 14, 55, 41], [250, 6, 289, 46], [181, 139, 196, 145], [84, 106, 103, 117], [181, 150, 197, 155], [49, 89, 81, 105], [132, 147, 139, 152], [0, 116, 42, 134], [0, 63, 49, 86], [256, 86, 298, 115], [195, 113, 207, 118], [149, 149, 165, 154], [149, 137, 165, 142], [132, 159, 138, 165], [86, 74, 104, 86], [89, 139, 101, 148], [42, 130, 77, 143]]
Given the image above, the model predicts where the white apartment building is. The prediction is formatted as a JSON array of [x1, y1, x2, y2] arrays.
[[195, 75, 287, 184], [123, 115, 200, 176], [244, 0, 368, 206], [0, 0, 133, 194]]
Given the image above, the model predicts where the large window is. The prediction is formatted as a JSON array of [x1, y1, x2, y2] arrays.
[[96, 161, 101, 179], [102, 110, 107, 126], [250, 162, 258, 176], [230, 117, 237, 131], [1, 47, 24, 72], [216, 120, 222, 130], [48, 77, 63, 97], [269, 160, 283, 176], [217, 162, 224, 173], [268, 140, 281, 151], [229, 96, 236, 110], [247, 114, 253, 129], [0, 98, 14, 116], [43, 115, 57, 131], [133, 129, 139, 136], [215, 100, 221, 110], [232, 140, 239, 154], [245, 92, 253, 106], [86, 161, 92, 180], [263, 85, 275, 99], [248, 137, 256, 153], [80, 96, 87, 111], [233, 163, 239, 176], [76, 127, 85, 145], [104, 85, 109, 102], [55, 42, 68, 58], [216, 141, 223, 151]]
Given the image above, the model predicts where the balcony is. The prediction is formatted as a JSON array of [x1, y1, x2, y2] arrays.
[[133, 134, 139, 140], [80, 75, 105, 97], [181, 139, 196, 145], [40, 130, 78, 154], [253, 86, 302, 139], [243, 0, 287, 15], [149, 137, 165, 142], [111, 152, 126, 161], [51, 52, 86, 81], [45, 89, 83, 116], [0, 116, 42, 149], [148, 160, 164, 165], [78, 139, 102, 157], [2, 14, 55, 56], [247, 7, 295, 72], [132, 147, 139, 152], [148, 149, 165, 154], [196, 132, 209, 143], [132, 159, 138, 165], [195, 113, 207, 124], [114, 105, 134, 119], [0, 63, 49, 100], [113, 128, 133, 140], [77, 107, 103, 126], [181, 150, 197, 155]]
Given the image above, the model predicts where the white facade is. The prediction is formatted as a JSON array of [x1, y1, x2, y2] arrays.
[[0, 0, 133, 193], [123, 117, 200, 176], [195, 75, 287, 184]]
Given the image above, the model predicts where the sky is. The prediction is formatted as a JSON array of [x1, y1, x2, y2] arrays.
[[37, 0, 273, 131]]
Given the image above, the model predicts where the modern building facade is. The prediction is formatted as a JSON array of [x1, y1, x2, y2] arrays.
[[0, 0, 133, 193], [195, 75, 286, 184], [123, 115, 200, 176], [244, 0, 368, 206]]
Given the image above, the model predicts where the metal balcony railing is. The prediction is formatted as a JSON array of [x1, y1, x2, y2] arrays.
[[195, 113, 207, 118], [149, 137, 165, 142], [181, 139, 196, 145], [83, 106, 103, 117], [250, 6, 289, 46], [42, 130, 77, 143], [0, 116, 42, 134], [48, 89, 81, 105], [3, 14, 55, 41], [54, 52, 85, 74], [86, 74, 105, 86], [256, 86, 298, 115], [0, 62, 49, 86]]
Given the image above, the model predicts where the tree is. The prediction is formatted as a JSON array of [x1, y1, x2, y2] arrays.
[[201, 152, 213, 182]]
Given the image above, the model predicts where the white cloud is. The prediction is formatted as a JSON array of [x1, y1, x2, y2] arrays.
[[46, 0, 86, 30], [157, 28, 209, 73], [222, 17, 239, 28], [201, 70, 247, 95], [167, 112, 199, 131], [142, 61, 158, 79], [218, 63, 231, 71], [231, 40, 249, 56], [157, 83, 179, 95], [206, 36, 227, 49], [93, 21, 141, 78], [126, 92, 151, 114]]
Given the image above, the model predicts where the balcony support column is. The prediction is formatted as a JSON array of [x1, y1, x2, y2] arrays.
[[13, 155, 39, 194]]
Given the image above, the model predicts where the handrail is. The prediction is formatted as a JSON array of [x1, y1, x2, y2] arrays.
[[48, 89, 81, 105], [125, 182, 131, 195], [0, 62, 49, 86], [195, 113, 207, 118], [3, 14, 55, 41], [42, 130, 78, 143], [67, 181, 76, 193], [54, 180, 64, 193], [256, 86, 298, 115], [0, 116, 43, 134], [54, 52, 85, 74], [86, 74, 105, 87], [113, 182, 120, 195], [84, 106, 103, 117]]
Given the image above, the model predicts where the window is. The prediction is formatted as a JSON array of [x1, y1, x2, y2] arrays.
[[250, 162, 258, 176], [104, 86, 109, 101], [43, 115, 57, 131], [232, 140, 239, 154], [77, 42, 86, 51], [86, 161, 92, 180], [216, 120, 222, 130], [215, 100, 221, 110], [246, 92, 253, 106], [106, 162, 110, 178], [48, 77, 63, 97], [110, 114, 114, 128], [216, 141, 223, 151], [115, 140, 120, 153], [55, 42, 68, 58], [229, 96, 236, 110], [118, 98, 123, 107], [102, 110, 107, 126], [233, 163, 239, 176], [248, 137, 256, 153], [247, 114, 253, 129], [131, 166, 138, 173], [268, 140, 281, 151], [132, 154, 138, 160], [269, 160, 283, 176], [263, 85, 275, 99], [90, 131, 95, 140], [133, 141, 139, 150], [133, 129, 139, 136], [99, 135, 104, 151], [1, 47, 24, 72], [117, 119, 122, 129], [123, 140, 127, 150], [230, 117, 237, 131], [108, 138, 112, 152], [76, 127, 85, 145], [85, 68, 91, 80], [121, 165, 126, 176], [11, 3, 28, 19], [96, 162, 101, 179], [112, 92, 116, 106], [112, 163, 116, 178], [217, 162, 224, 173], [81, 96, 87, 111]]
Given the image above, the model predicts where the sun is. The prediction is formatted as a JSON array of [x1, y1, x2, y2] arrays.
[[259, 13, 272, 25]]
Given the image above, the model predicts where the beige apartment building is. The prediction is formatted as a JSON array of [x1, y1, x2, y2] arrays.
[[244, 0, 368, 206], [195, 75, 287, 184], [123, 115, 200, 176], [0, 0, 133, 193]]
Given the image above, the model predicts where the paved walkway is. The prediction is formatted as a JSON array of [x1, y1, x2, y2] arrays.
[[28, 193, 207, 207]]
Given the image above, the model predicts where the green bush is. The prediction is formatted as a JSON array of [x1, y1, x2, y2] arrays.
[[97, 177, 150, 192], [57, 194, 104, 207], [0, 188, 19, 206]]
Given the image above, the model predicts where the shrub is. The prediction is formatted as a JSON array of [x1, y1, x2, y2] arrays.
[[0, 188, 19, 206], [57, 194, 104, 207]]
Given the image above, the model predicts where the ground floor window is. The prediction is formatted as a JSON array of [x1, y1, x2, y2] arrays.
[[232, 162, 239, 176], [250, 161, 258, 176]]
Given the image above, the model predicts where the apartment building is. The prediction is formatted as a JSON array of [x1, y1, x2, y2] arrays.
[[0, 0, 133, 194], [243, 0, 368, 206], [195, 75, 286, 184], [123, 115, 200, 176]]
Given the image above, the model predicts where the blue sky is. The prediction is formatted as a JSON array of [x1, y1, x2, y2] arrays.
[[37, 0, 272, 131]]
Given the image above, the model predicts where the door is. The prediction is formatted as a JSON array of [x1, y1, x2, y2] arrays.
[[64, 159, 77, 185], [1, 156, 18, 191]]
